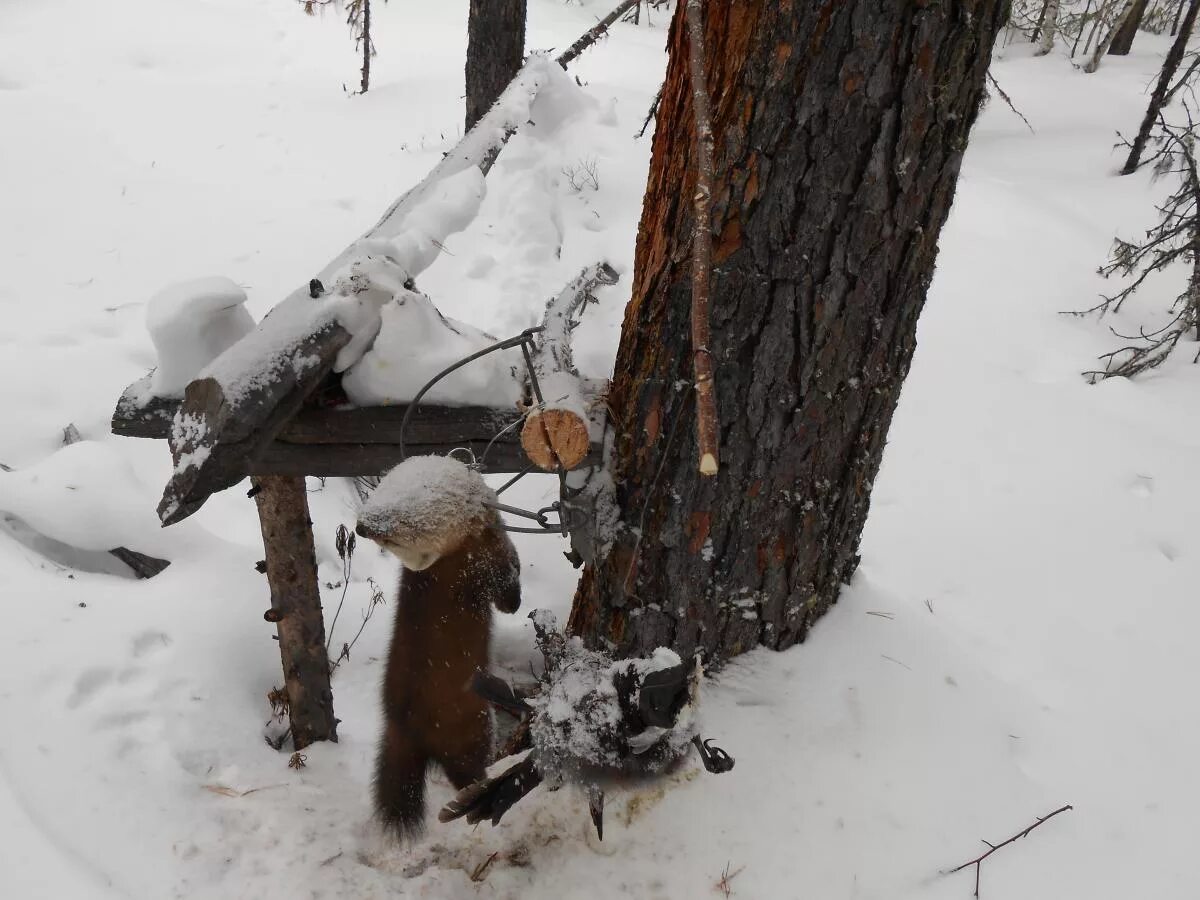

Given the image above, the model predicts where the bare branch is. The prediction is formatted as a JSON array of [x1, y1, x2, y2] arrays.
[[944, 805, 1073, 898]]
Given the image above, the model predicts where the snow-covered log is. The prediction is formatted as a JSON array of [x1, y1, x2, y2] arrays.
[[520, 262, 618, 471], [152, 55, 564, 525]]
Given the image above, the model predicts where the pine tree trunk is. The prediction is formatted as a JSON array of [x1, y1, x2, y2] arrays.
[[1108, 0, 1149, 54], [465, 0, 528, 131], [1123, 0, 1200, 173], [568, 0, 1008, 661]]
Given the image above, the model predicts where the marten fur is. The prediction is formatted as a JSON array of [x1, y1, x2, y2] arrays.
[[357, 506, 520, 840]]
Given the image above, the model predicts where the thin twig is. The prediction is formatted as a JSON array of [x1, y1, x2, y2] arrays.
[[986, 73, 1034, 133], [685, 0, 720, 476], [944, 804, 1073, 898], [556, 0, 640, 68], [637, 83, 664, 138]]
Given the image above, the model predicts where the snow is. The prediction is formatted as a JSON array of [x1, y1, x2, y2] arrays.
[[2, 3, 1200, 899], [144, 277, 255, 398], [340, 283, 522, 408], [0, 440, 207, 558], [356, 454, 496, 546]]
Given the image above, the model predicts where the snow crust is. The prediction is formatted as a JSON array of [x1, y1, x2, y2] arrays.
[[144, 277, 254, 397]]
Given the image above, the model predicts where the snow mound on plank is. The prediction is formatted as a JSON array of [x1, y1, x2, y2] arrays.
[[340, 279, 522, 408], [145, 277, 255, 398], [357, 454, 497, 545]]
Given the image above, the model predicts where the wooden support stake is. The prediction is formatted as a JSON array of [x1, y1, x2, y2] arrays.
[[252, 475, 338, 751]]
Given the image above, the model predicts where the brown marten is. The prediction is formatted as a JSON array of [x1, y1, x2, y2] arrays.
[[355, 455, 521, 839]]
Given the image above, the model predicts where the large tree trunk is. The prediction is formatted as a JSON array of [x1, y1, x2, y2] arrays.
[[1122, 0, 1200, 174], [1108, 0, 1149, 54], [465, 0, 527, 131], [568, 0, 1008, 661]]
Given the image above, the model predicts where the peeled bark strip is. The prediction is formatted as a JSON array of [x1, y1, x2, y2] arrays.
[[465, 0, 528, 131], [253, 475, 337, 750], [684, 0, 719, 477], [569, 0, 1007, 661]]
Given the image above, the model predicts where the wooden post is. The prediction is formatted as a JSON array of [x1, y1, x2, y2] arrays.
[[252, 475, 338, 750]]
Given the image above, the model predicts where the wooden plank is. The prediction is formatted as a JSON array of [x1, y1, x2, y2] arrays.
[[252, 475, 338, 751], [111, 374, 179, 439], [275, 405, 522, 445], [114, 379, 522, 445], [157, 320, 352, 526]]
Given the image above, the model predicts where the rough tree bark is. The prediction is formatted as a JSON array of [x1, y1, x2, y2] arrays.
[[1122, 0, 1200, 173], [568, 0, 1008, 660], [253, 475, 338, 750], [1109, 0, 1149, 54], [465, 0, 528, 131]]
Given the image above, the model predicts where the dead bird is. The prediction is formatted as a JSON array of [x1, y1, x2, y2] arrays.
[[439, 611, 733, 839]]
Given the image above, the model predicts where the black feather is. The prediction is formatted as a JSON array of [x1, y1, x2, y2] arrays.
[[638, 662, 692, 728], [470, 669, 532, 717], [438, 754, 543, 827]]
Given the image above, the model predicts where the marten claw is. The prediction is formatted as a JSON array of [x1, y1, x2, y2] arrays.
[[692, 735, 735, 774]]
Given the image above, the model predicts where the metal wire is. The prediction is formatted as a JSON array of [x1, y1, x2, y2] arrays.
[[395, 325, 578, 535]]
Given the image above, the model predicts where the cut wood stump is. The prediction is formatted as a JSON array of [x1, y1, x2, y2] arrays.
[[521, 407, 592, 471]]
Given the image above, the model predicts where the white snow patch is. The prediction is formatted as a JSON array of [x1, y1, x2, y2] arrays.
[[145, 276, 254, 398], [357, 454, 496, 540]]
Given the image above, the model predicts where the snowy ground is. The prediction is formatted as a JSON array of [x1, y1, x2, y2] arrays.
[[2, 2, 1199, 898]]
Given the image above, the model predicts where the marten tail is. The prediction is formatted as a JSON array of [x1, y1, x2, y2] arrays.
[[375, 720, 428, 839], [438, 753, 542, 827]]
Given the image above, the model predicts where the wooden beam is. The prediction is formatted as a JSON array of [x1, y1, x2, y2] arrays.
[[113, 376, 603, 477], [111, 374, 180, 439], [252, 475, 338, 751], [157, 320, 353, 526]]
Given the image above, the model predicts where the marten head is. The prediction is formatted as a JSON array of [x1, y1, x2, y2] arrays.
[[355, 455, 503, 572]]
